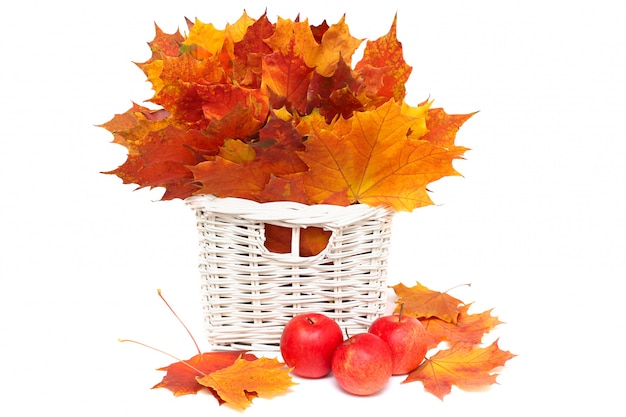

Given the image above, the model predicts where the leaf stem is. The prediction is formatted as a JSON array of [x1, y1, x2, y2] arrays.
[[118, 339, 206, 376], [157, 288, 201, 355], [444, 283, 471, 294]]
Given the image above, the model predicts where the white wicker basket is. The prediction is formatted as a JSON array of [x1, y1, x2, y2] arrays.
[[186, 195, 395, 351]]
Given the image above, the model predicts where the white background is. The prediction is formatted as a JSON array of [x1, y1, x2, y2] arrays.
[[1, 0, 624, 415]]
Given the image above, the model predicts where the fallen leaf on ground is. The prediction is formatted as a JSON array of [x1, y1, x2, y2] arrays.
[[420, 303, 504, 349], [392, 282, 464, 324], [153, 351, 256, 398], [197, 356, 296, 411], [403, 340, 516, 400]]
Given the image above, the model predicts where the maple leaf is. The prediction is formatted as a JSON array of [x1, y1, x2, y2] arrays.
[[296, 99, 468, 211], [217, 138, 256, 163], [197, 356, 296, 411], [153, 351, 257, 397], [391, 282, 464, 324], [420, 304, 504, 349], [231, 13, 275, 87], [224, 10, 256, 44], [147, 24, 184, 58], [99, 103, 168, 149], [264, 17, 316, 60], [140, 52, 224, 108], [421, 106, 477, 149], [101, 104, 221, 199], [189, 157, 270, 200], [355, 15, 411, 103], [124, 290, 295, 409], [196, 83, 269, 122], [202, 104, 266, 143], [257, 175, 312, 204], [261, 43, 314, 115], [403, 340, 516, 400], [307, 57, 364, 121], [307, 15, 363, 77], [181, 18, 226, 58]]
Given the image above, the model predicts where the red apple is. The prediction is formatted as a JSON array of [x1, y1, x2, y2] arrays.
[[280, 313, 344, 378], [331, 332, 393, 395], [368, 307, 428, 375]]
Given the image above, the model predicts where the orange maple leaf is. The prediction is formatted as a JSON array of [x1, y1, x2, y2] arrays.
[[230, 13, 275, 87], [421, 106, 476, 149], [420, 304, 504, 349], [257, 175, 312, 204], [143, 53, 225, 119], [403, 340, 516, 400], [197, 356, 296, 411], [189, 157, 270, 200], [296, 99, 469, 211], [100, 104, 220, 199], [148, 24, 185, 57], [196, 84, 270, 122], [261, 45, 314, 115], [307, 14, 363, 77], [391, 282, 464, 324], [264, 17, 317, 61], [153, 351, 257, 397]]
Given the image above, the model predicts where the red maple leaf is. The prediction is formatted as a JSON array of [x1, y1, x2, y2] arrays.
[[153, 351, 257, 398]]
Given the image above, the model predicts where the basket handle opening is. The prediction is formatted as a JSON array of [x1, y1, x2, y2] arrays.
[[263, 224, 332, 257]]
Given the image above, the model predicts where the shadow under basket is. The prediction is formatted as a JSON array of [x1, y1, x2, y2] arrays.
[[186, 195, 395, 351]]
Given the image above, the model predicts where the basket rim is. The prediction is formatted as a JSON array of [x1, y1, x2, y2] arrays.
[[185, 194, 394, 227]]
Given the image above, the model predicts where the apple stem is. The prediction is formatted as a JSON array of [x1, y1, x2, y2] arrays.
[[399, 302, 405, 320], [157, 288, 201, 355], [118, 338, 206, 376]]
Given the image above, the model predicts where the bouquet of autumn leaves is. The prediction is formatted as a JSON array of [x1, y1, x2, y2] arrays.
[[102, 11, 472, 211]]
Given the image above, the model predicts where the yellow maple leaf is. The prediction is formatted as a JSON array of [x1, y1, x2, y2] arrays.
[[392, 282, 464, 324], [310, 15, 362, 77], [196, 356, 296, 411], [182, 18, 226, 56], [218, 138, 256, 163], [224, 10, 256, 43], [264, 17, 317, 58]]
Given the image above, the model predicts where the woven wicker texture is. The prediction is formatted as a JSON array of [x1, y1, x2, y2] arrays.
[[186, 195, 395, 351]]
